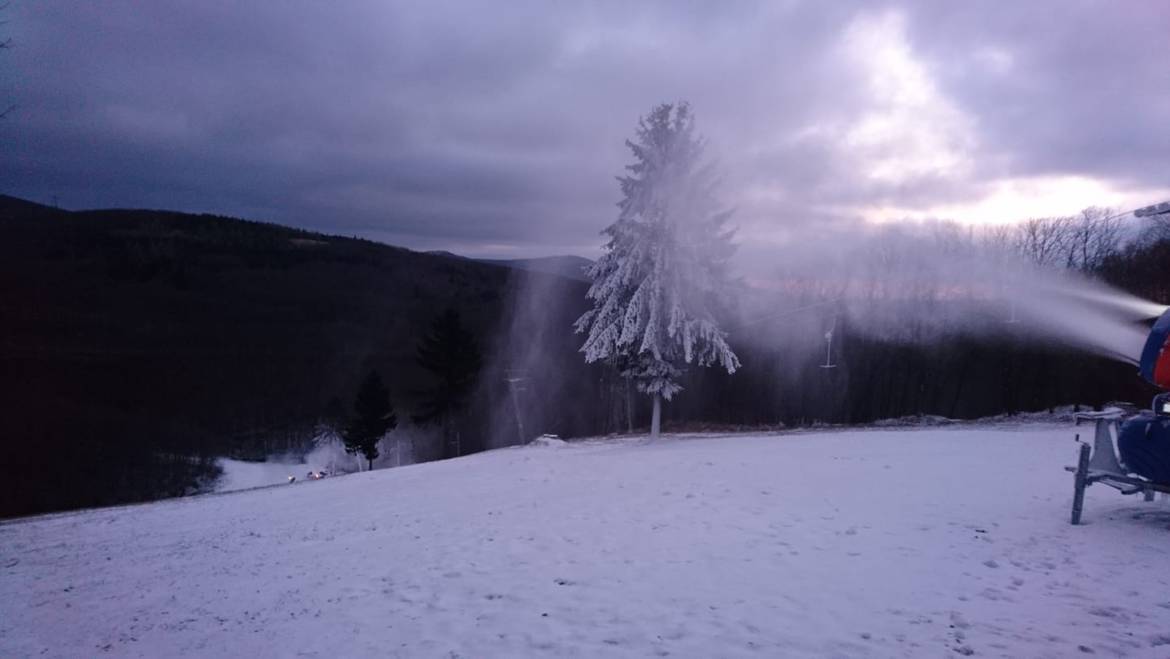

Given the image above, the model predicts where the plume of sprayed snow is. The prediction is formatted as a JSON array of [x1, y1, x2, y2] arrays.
[[736, 221, 1166, 366], [1009, 279, 1158, 365], [214, 424, 436, 492], [479, 267, 595, 448]]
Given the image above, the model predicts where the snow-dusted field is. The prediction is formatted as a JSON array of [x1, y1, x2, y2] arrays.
[[3, 426, 1170, 658]]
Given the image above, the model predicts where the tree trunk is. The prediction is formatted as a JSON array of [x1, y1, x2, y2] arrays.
[[367, 457, 373, 471], [650, 394, 662, 440]]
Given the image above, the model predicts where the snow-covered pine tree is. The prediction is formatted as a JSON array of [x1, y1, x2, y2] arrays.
[[575, 102, 740, 439]]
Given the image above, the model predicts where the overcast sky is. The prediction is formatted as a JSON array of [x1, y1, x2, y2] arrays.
[[3, 1, 1169, 260]]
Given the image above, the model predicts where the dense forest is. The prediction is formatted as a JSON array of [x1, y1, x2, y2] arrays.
[[0, 195, 562, 517], [2, 195, 1167, 518]]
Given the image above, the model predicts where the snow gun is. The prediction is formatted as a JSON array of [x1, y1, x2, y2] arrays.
[[1116, 308, 1170, 484], [1138, 307, 1170, 398], [1066, 307, 1170, 523]]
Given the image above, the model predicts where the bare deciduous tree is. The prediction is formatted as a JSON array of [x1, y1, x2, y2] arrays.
[[985, 207, 1123, 275], [1062, 207, 1121, 272], [1015, 216, 1070, 268], [979, 224, 1014, 254], [1142, 213, 1170, 242]]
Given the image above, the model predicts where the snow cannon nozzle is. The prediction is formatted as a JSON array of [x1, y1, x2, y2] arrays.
[[1155, 393, 1170, 417], [1138, 307, 1170, 391]]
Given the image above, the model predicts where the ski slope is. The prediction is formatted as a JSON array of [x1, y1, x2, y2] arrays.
[[3, 426, 1170, 658]]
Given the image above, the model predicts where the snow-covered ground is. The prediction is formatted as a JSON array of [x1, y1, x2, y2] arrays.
[[3, 426, 1170, 658]]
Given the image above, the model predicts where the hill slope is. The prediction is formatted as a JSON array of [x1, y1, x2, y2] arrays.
[[2, 427, 1167, 657], [0, 195, 591, 517]]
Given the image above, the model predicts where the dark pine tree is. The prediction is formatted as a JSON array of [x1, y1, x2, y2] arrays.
[[344, 371, 396, 470], [414, 309, 483, 458], [320, 396, 347, 434]]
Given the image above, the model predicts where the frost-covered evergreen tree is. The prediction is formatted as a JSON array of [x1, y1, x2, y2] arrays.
[[575, 102, 740, 438]]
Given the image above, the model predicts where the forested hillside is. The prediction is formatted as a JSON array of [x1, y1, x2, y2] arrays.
[[0, 196, 576, 516]]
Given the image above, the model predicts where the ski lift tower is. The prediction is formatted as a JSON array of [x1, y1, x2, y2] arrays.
[[820, 316, 839, 369], [504, 368, 528, 445]]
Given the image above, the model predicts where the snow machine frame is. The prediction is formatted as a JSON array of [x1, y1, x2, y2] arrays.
[[1066, 406, 1170, 525]]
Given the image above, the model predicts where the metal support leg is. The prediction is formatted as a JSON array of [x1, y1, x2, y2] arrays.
[[1144, 488, 1156, 502], [1071, 442, 1091, 525]]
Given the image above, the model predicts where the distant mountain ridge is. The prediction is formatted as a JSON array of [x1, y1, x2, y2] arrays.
[[476, 255, 593, 282]]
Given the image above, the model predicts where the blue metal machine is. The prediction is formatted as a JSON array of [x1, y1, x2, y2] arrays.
[[1067, 308, 1170, 524]]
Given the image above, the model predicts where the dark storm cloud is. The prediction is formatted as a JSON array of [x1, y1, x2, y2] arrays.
[[901, 1, 1170, 185], [2, 1, 1168, 258]]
